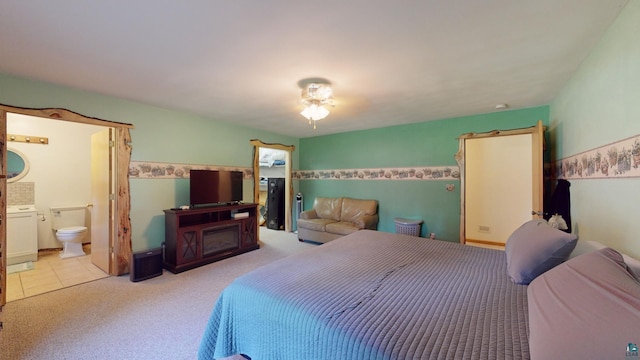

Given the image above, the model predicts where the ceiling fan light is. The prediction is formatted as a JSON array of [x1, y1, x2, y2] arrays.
[[298, 80, 334, 129], [300, 103, 330, 121]]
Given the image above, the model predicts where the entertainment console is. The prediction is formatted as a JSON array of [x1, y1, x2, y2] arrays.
[[163, 203, 259, 273]]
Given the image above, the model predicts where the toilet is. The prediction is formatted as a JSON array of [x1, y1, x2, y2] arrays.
[[50, 206, 88, 258]]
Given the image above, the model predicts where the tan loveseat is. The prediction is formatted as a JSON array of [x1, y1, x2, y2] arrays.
[[297, 197, 379, 243]]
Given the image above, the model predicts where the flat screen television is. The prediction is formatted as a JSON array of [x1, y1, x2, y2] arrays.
[[189, 169, 243, 207]]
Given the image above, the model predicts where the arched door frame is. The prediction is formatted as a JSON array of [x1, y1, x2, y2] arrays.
[[250, 139, 295, 233], [0, 104, 133, 307]]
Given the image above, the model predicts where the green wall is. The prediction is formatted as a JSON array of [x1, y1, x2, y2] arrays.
[[299, 106, 549, 242], [0, 73, 299, 251], [550, 1, 640, 258], [5, 0, 636, 257]]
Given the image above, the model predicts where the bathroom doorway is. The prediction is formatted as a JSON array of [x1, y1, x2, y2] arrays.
[[0, 105, 133, 306]]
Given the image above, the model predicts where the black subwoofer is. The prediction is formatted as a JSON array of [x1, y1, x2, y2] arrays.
[[130, 247, 163, 282]]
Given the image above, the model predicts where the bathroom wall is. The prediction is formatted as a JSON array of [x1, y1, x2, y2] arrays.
[[7, 113, 108, 249]]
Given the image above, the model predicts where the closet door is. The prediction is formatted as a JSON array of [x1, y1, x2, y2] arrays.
[[456, 120, 544, 248]]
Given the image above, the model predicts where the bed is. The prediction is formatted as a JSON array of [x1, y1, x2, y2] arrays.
[[198, 230, 530, 359], [198, 222, 640, 360]]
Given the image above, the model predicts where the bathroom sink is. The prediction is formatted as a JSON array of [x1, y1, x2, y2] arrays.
[[7, 205, 36, 213]]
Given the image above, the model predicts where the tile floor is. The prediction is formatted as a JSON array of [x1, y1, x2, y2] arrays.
[[6, 245, 109, 302]]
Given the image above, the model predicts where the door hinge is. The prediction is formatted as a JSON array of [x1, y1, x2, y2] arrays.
[[109, 140, 115, 147], [110, 194, 116, 201]]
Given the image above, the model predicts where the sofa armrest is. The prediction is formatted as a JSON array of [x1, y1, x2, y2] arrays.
[[299, 209, 319, 220], [353, 214, 379, 230]]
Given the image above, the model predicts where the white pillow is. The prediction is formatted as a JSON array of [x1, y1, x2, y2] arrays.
[[528, 248, 640, 359], [505, 219, 577, 285], [569, 240, 640, 276]]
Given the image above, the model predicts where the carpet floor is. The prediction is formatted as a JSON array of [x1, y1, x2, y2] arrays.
[[0, 228, 315, 360]]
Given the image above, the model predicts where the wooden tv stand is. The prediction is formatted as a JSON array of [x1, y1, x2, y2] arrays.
[[163, 203, 259, 273]]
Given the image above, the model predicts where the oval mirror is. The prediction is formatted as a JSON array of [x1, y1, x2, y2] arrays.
[[7, 148, 30, 183]]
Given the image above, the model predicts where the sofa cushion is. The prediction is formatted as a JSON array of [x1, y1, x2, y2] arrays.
[[297, 218, 337, 232], [340, 198, 378, 223], [313, 197, 343, 222], [505, 219, 577, 285], [528, 247, 640, 359], [325, 221, 361, 235]]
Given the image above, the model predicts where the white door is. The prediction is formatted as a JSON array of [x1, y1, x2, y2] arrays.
[[91, 128, 113, 274]]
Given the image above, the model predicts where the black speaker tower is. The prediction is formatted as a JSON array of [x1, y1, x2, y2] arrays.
[[267, 178, 285, 230]]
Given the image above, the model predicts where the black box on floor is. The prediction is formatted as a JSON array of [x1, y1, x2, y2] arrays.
[[130, 247, 163, 282]]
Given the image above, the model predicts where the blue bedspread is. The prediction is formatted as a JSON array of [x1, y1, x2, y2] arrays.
[[198, 230, 529, 360]]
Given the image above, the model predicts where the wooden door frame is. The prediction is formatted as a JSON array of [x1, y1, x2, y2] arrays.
[[0, 105, 134, 307], [250, 140, 295, 233], [454, 120, 544, 244]]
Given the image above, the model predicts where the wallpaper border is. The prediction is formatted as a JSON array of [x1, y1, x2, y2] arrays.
[[553, 134, 640, 180], [132, 132, 640, 182], [292, 166, 460, 181], [129, 161, 460, 181], [129, 161, 253, 179]]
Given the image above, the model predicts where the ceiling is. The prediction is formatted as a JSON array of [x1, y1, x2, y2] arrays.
[[0, 1, 629, 138]]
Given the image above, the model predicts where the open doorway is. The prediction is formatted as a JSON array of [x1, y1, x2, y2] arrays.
[[250, 140, 295, 233], [5, 114, 110, 301], [258, 147, 287, 230], [0, 105, 133, 307], [455, 120, 545, 249]]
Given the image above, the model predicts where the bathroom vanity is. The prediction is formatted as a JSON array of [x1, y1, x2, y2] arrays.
[[7, 205, 38, 265]]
